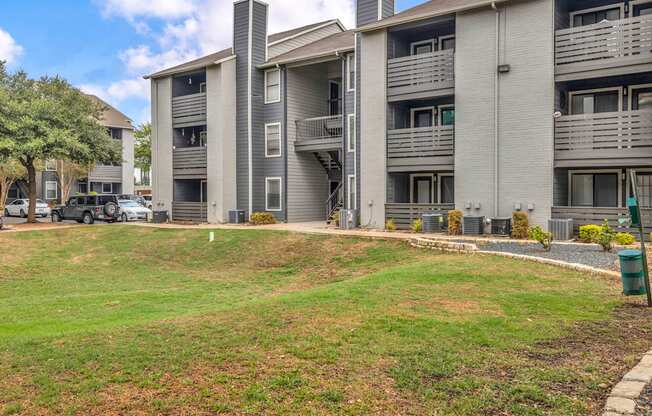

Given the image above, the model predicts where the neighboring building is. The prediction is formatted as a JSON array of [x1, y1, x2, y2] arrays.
[[9, 96, 135, 204], [148, 0, 652, 232]]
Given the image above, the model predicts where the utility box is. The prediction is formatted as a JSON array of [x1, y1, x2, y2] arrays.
[[152, 210, 169, 224], [228, 209, 246, 224], [549, 218, 573, 241], [463, 216, 485, 235], [340, 209, 359, 230], [618, 250, 647, 296], [422, 213, 442, 233], [490, 218, 512, 236]]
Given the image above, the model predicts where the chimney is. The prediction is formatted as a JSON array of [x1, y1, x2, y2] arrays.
[[356, 0, 395, 28]]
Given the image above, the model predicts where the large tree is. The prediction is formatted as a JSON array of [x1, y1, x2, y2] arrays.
[[0, 62, 120, 222], [134, 122, 151, 186], [0, 157, 25, 213]]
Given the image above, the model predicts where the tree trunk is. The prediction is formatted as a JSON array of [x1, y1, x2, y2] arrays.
[[0, 179, 14, 213], [27, 163, 37, 223]]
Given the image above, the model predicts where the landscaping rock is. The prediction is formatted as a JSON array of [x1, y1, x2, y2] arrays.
[[611, 381, 647, 399], [605, 396, 636, 414]]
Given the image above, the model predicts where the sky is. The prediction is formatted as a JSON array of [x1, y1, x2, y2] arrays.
[[0, 0, 425, 127]]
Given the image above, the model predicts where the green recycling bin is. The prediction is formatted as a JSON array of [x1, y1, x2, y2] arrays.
[[618, 250, 647, 296]]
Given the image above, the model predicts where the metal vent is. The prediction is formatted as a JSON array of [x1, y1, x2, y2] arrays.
[[549, 218, 573, 241], [463, 216, 485, 235]]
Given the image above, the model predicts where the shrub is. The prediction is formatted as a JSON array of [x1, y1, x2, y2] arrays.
[[385, 218, 397, 231], [511, 211, 529, 239], [250, 212, 277, 225], [579, 224, 602, 243], [448, 210, 463, 235], [330, 211, 341, 227], [596, 220, 616, 252], [411, 219, 423, 233], [615, 232, 636, 246], [528, 226, 553, 251]]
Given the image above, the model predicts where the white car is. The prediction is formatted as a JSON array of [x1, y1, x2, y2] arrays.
[[4, 199, 51, 218], [118, 200, 152, 222]]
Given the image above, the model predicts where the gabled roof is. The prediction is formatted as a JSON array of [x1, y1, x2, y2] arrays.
[[261, 30, 355, 68], [87, 95, 134, 130], [268, 19, 346, 44], [357, 0, 510, 32], [144, 48, 234, 79]]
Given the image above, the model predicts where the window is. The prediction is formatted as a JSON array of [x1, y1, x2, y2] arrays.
[[265, 123, 282, 158], [347, 114, 356, 153], [102, 183, 113, 194], [78, 181, 88, 194], [410, 39, 435, 55], [439, 35, 455, 51], [634, 172, 652, 208], [570, 172, 619, 207], [8, 184, 18, 199], [631, 85, 652, 111], [45, 181, 57, 200], [411, 107, 435, 128], [411, 174, 435, 204], [265, 177, 282, 211], [634, 1, 652, 16], [347, 175, 357, 210], [570, 89, 620, 114], [108, 128, 123, 140], [346, 53, 356, 92], [439, 105, 455, 126], [571, 6, 621, 27], [45, 159, 57, 171], [264, 69, 281, 104], [440, 175, 454, 204]]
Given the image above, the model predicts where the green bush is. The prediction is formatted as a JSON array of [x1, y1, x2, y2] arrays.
[[385, 218, 397, 231], [615, 232, 635, 246], [596, 220, 616, 252], [448, 210, 463, 236], [250, 212, 277, 225], [528, 226, 553, 251], [411, 219, 423, 233], [511, 212, 529, 239], [579, 224, 602, 243]]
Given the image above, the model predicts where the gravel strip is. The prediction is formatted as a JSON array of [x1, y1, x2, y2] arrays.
[[475, 241, 620, 271], [636, 383, 652, 415]]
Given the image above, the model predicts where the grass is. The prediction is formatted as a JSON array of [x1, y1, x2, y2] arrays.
[[0, 225, 650, 415]]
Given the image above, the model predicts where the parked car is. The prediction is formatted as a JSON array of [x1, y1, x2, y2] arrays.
[[118, 200, 152, 222], [51, 195, 121, 224], [118, 194, 147, 207], [142, 195, 153, 209], [4, 199, 51, 218]]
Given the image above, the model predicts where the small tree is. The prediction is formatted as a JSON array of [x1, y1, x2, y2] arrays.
[[55, 159, 93, 203], [134, 123, 151, 186], [0, 62, 120, 222], [0, 157, 26, 213]]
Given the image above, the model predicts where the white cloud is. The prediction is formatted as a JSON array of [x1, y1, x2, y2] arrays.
[[98, 0, 197, 20], [79, 77, 149, 106], [0, 27, 24, 65]]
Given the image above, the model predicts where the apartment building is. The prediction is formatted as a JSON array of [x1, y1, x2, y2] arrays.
[[149, 0, 652, 232], [7, 95, 135, 203]]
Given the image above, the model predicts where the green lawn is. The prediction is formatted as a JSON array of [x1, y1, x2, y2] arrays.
[[0, 226, 650, 415]]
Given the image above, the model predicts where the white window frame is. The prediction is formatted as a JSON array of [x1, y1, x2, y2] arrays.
[[44, 159, 57, 171], [410, 39, 436, 55], [437, 104, 455, 126], [347, 175, 357, 210], [567, 169, 623, 208], [410, 173, 436, 204], [568, 87, 623, 115], [628, 83, 652, 110], [102, 183, 113, 194], [570, 3, 625, 27], [347, 114, 356, 153], [265, 177, 282, 211], [438, 35, 456, 50], [346, 53, 356, 92], [437, 173, 454, 204], [264, 122, 282, 158], [410, 106, 436, 128], [45, 181, 58, 200], [264, 68, 281, 104]]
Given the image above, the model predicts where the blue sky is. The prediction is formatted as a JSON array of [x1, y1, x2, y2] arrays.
[[0, 0, 425, 126]]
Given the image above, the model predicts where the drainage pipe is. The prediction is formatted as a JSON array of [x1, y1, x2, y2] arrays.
[[492, 1, 500, 218]]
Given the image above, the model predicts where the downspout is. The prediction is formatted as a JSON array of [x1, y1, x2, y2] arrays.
[[492, 1, 500, 218], [283, 66, 288, 223], [247, 0, 253, 220]]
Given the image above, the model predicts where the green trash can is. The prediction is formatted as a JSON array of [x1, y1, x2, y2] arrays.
[[618, 250, 647, 296]]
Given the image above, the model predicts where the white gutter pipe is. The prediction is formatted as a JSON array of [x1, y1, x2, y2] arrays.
[[492, 1, 500, 218]]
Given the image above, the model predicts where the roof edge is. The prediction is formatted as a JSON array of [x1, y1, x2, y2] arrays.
[[259, 47, 354, 69], [267, 19, 346, 47], [143, 48, 234, 80]]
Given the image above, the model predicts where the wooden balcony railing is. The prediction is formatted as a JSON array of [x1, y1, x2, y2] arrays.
[[554, 110, 652, 165], [552, 206, 652, 235], [555, 15, 652, 76], [385, 203, 454, 229], [172, 92, 207, 128], [387, 49, 455, 100], [172, 201, 207, 223], [295, 115, 343, 152], [387, 126, 454, 171], [88, 165, 122, 182], [173, 147, 207, 169]]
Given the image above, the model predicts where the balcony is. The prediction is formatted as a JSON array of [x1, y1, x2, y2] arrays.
[[172, 92, 207, 128], [387, 126, 454, 172], [173, 147, 207, 179], [88, 165, 122, 183], [385, 203, 454, 229], [554, 110, 652, 167], [295, 115, 343, 152], [172, 201, 207, 223], [387, 49, 455, 102], [555, 15, 652, 81]]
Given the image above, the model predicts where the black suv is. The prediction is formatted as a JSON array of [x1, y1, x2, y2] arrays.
[[51, 195, 121, 224]]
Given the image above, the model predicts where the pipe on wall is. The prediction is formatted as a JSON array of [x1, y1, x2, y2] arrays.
[[492, 1, 500, 217]]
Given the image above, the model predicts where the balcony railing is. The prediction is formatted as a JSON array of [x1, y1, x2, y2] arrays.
[[555, 15, 652, 78], [172, 147, 208, 179], [554, 110, 652, 166], [386, 203, 454, 229], [552, 206, 652, 235], [387, 49, 455, 100], [172, 92, 207, 128], [387, 126, 454, 171], [172, 201, 207, 223], [88, 165, 122, 182], [295, 115, 343, 152]]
